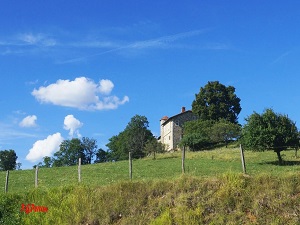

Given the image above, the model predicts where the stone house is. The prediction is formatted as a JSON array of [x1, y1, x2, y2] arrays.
[[159, 107, 198, 151]]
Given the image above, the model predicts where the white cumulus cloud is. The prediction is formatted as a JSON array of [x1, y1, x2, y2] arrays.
[[63, 115, 83, 137], [99, 79, 114, 94], [26, 133, 64, 162], [31, 77, 129, 110], [19, 115, 37, 127]]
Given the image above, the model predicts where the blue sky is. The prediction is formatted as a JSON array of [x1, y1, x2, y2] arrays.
[[1, 1, 300, 169]]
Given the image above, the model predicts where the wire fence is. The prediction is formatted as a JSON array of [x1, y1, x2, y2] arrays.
[[2, 146, 300, 193]]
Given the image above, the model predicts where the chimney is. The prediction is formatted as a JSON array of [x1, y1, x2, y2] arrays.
[[181, 107, 186, 113]]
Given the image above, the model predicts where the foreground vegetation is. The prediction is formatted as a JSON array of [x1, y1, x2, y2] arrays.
[[1, 173, 299, 224]]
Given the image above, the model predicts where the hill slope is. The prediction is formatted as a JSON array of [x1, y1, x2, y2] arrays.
[[1, 173, 300, 224], [1, 147, 300, 193], [1, 147, 300, 224]]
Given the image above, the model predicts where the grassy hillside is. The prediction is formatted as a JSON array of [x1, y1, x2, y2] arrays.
[[0, 147, 300, 224], [1, 173, 300, 224], [1, 146, 300, 193]]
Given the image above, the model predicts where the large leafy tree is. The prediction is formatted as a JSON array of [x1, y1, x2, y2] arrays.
[[42, 156, 53, 167], [192, 81, 241, 124], [106, 115, 154, 160], [181, 119, 241, 150], [125, 115, 154, 158], [143, 139, 166, 159], [242, 108, 299, 164], [210, 119, 241, 147], [34, 156, 53, 168], [0, 149, 18, 170], [53, 138, 86, 166], [181, 120, 214, 150], [94, 148, 111, 163], [106, 132, 129, 160], [81, 137, 98, 164]]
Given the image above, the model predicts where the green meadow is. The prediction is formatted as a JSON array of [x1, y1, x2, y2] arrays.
[[1, 147, 300, 224], [1, 146, 300, 193]]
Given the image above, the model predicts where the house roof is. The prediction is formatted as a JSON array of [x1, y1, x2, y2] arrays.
[[160, 116, 169, 121], [161, 110, 193, 126]]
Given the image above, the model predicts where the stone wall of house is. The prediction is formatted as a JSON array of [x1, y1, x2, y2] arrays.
[[161, 121, 172, 150], [173, 123, 182, 150], [172, 111, 198, 150], [160, 111, 198, 151]]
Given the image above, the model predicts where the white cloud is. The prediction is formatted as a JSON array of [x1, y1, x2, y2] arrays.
[[60, 29, 210, 64], [19, 33, 57, 47], [19, 115, 37, 128], [31, 77, 129, 110], [63, 115, 83, 137], [25, 133, 64, 162], [99, 79, 114, 94]]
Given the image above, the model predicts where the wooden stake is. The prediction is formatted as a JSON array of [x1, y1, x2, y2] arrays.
[[35, 166, 38, 188], [240, 144, 246, 174], [182, 146, 186, 174], [129, 151, 132, 180], [78, 158, 81, 183], [5, 170, 9, 193]]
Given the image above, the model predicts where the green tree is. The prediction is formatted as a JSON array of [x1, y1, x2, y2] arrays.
[[180, 133, 211, 151], [210, 119, 241, 147], [81, 137, 97, 164], [181, 120, 214, 150], [181, 119, 241, 150], [33, 156, 53, 168], [0, 149, 18, 170], [53, 138, 86, 167], [242, 108, 299, 164], [192, 81, 241, 124], [125, 115, 154, 158], [106, 115, 154, 160], [94, 148, 110, 163], [144, 139, 166, 159], [42, 156, 53, 167], [106, 132, 129, 160]]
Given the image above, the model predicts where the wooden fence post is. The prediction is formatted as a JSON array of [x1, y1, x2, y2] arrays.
[[182, 146, 186, 174], [129, 151, 132, 180], [35, 166, 38, 188], [240, 144, 246, 174], [78, 158, 81, 183], [5, 170, 9, 193]]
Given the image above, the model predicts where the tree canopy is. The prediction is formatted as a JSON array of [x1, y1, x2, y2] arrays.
[[53, 138, 86, 167], [181, 119, 241, 150], [242, 108, 299, 164], [192, 81, 241, 124], [81, 137, 98, 164], [106, 115, 154, 160], [210, 119, 241, 147], [0, 149, 18, 171], [94, 148, 110, 163], [144, 139, 166, 159], [181, 120, 214, 150]]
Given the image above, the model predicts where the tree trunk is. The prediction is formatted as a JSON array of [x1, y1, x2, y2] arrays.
[[276, 151, 283, 165]]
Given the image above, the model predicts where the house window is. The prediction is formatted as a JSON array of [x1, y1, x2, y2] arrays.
[[169, 136, 171, 140], [175, 120, 179, 126]]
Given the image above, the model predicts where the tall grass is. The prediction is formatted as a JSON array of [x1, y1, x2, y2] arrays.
[[1, 174, 299, 224]]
